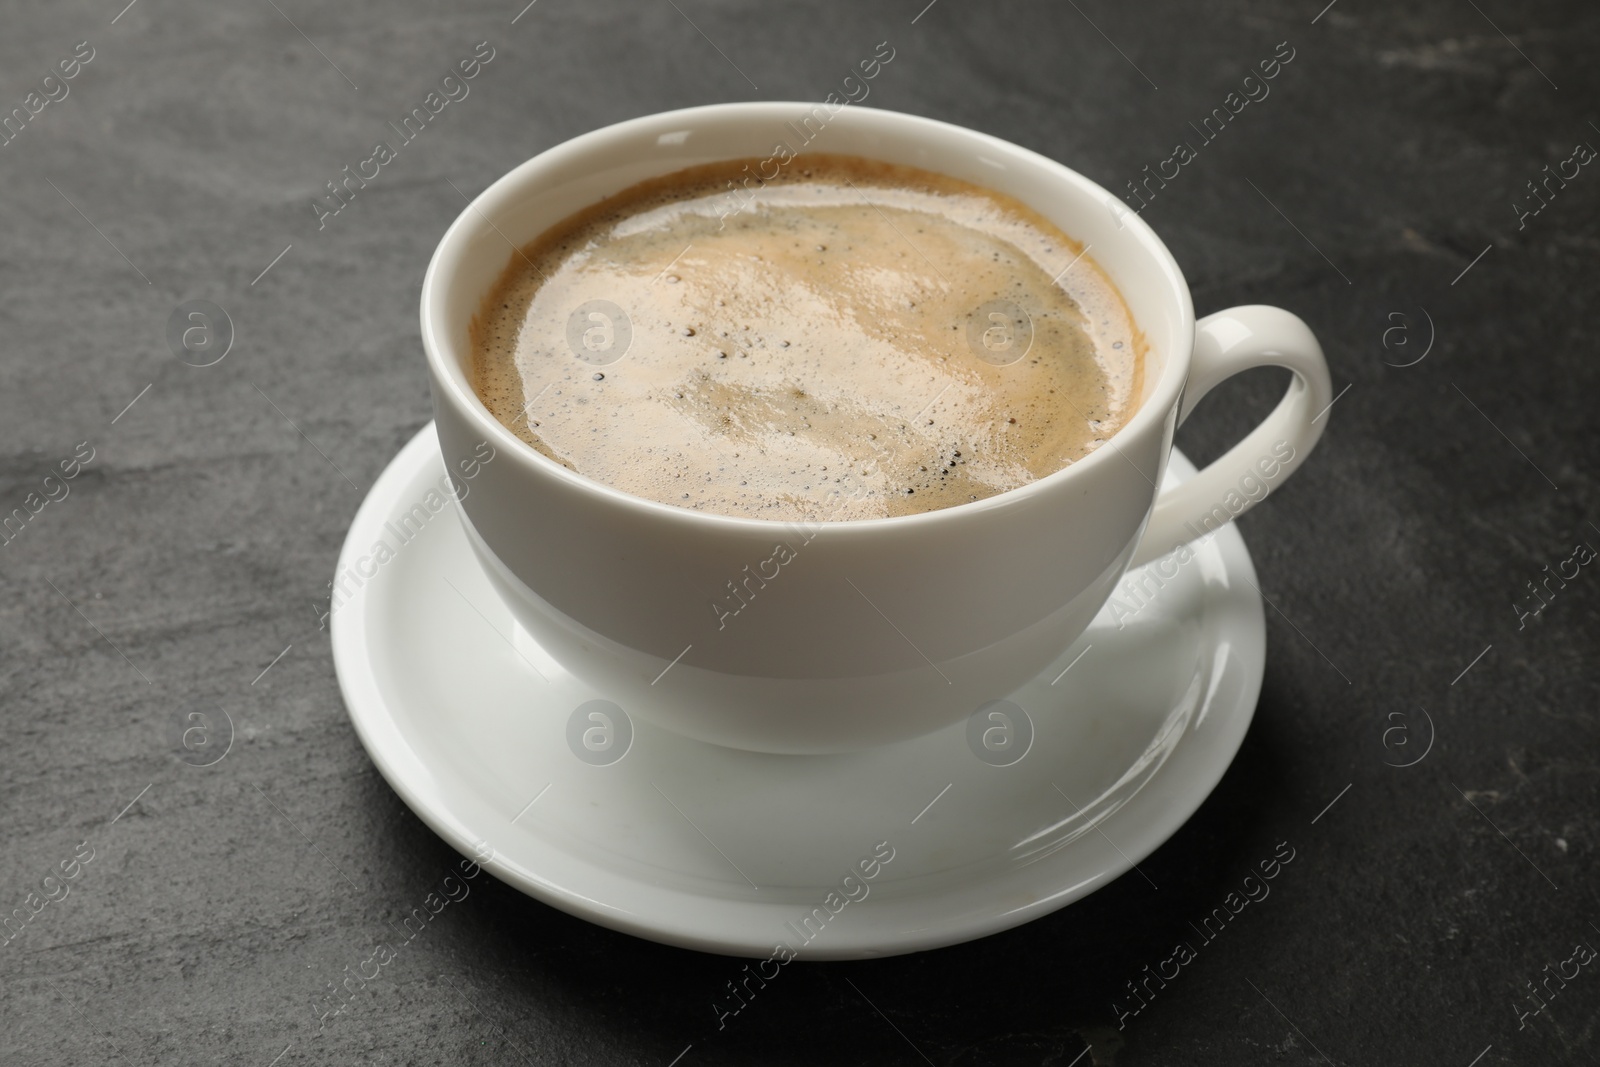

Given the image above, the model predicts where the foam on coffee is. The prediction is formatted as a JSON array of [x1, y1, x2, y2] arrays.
[[471, 154, 1144, 521]]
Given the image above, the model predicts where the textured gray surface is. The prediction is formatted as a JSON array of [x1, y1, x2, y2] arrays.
[[2, 1, 1598, 1064]]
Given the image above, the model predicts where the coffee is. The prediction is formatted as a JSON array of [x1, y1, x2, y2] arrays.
[[471, 154, 1144, 521]]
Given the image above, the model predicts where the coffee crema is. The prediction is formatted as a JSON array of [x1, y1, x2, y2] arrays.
[[471, 154, 1145, 521]]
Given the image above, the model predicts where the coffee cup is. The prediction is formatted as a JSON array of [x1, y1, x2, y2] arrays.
[[420, 102, 1331, 754]]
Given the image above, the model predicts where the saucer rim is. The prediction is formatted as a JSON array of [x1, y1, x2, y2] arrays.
[[331, 424, 1265, 958]]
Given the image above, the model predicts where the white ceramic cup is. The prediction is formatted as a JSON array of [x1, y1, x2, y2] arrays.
[[420, 102, 1331, 754]]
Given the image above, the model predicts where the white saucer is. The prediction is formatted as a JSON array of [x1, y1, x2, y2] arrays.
[[332, 425, 1265, 959]]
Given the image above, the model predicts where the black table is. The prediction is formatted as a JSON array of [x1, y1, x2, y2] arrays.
[[3, 1, 1596, 1063]]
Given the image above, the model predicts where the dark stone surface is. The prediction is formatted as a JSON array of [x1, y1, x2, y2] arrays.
[[2, 0, 1597, 1063]]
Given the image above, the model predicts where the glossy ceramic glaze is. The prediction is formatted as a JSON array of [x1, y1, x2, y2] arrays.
[[419, 103, 1328, 752]]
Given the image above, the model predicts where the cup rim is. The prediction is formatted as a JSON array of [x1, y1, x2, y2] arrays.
[[420, 101, 1194, 533]]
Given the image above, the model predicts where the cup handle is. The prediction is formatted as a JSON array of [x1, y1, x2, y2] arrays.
[[1128, 305, 1332, 568]]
